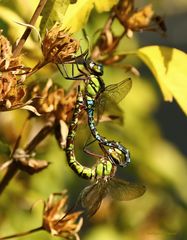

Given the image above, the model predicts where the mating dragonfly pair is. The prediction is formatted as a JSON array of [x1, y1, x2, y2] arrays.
[[60, 51, 145, 216]]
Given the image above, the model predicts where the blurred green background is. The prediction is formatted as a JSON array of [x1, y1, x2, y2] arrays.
[[0, 1, 187, 240]]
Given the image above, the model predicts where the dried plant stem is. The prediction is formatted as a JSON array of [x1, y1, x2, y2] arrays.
[[0, 226, 43, 240], [12, 0, 47, 57], [0, 121, 54, 195], [26, 60, 48, 77], [25, 121, 54, 153]]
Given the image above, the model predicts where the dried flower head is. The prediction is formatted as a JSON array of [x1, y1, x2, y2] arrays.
[[32, 79, 76, 122], [0, 31, 40, 114], [42, 24, 80, 64], [0, 72, 40, 115], [31, 79, 77, 148], [0, 72, 25, 109], [92, 29, 120, 60], [12, 148, 49, 174], [42, 192, 83, 240], [0, 30, 29, 73], [0, 30, 12, 69], [114, 0, 166, 37]]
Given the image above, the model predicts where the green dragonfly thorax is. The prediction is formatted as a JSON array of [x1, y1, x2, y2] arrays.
[[95, 158, 116, 179], [85, 75, 105, 99]]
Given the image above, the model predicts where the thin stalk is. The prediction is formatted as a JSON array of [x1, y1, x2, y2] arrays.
[[0, 226, 43, 240], [0, 121, 54, 195], [12, 0, 47, 57]]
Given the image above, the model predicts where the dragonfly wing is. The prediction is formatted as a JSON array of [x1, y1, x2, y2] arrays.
[[108, 178, 146, 201], [95, 78, 132, 122], [80, 180, 108, 216], [103, 78, 132, 104], [95, 94, 124, 124]]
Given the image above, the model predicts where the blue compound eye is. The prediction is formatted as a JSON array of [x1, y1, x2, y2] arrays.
[[97, 64, 103, 75], [87, 59, 103, 76]]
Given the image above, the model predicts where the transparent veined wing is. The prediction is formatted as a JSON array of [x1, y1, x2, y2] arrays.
[[80, 180, 108, 216], [107, 178, 146, 201], [103, 78, 132, 103], [78, 177, 145, 216], [95, 78, 132, 122]]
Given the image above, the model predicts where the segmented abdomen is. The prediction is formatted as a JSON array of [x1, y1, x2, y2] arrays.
[[85, 98, 130, 165], [66, 91, 96, 180]]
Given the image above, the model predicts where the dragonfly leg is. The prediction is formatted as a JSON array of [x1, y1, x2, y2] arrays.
[[83, 147, 103, 159], [83, 138, 103, 158], [57, 63, 86, 81]]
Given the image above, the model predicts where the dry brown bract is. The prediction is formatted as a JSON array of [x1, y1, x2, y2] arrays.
[[32, 79, 76, 122], [32, 79, 77, 148], [0, 31, 40, 114], [0, 72, 25, 110], [0, 71, 40, 114], [114, 0, 166, 38], [0, 30, 28, 73], [42, 24, 80, 64], [42, 192, 83, 240], [92, 0, 166, 64], [12, 148, 50, 174]]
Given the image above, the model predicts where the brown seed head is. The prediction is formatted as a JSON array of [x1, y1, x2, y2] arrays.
[[0, 72, 26, 110], [42, 192, 83, 239], [31, 79, 76, 122], [114, 1, 166, 37], [42, 25, 80, 64], [0, 30, 29, 73]]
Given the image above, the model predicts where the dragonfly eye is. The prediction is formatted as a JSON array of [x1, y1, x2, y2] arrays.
[[108, 148, 125, 166], [96, 64, 104, 76], [87, 59, 103, 76]]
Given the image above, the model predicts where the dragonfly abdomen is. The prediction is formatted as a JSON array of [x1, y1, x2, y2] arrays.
[[86, 99, 131, 166], [68, 154, 94, 180], [86, 103, 108, 142]]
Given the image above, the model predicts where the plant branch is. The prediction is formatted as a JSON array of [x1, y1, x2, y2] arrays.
[[0, 120, 54, 195], [25, 120, 54, 153], [12, 0, 47, 57], [0, 226, 43, 240]]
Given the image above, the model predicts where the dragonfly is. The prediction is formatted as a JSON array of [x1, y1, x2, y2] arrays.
[[61, 51, 132, 167], [66, 89, 146, 216]]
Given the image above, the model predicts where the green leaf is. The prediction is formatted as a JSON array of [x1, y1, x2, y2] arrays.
[[137, 46, 187, 115], [94, 0, 118, 12], [0, 140, 11, 156], [40, 0, 70, 37]]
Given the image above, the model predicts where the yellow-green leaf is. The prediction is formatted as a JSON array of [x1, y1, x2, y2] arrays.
[[40, 0, 70, 37], [62, 0, 118, 33], [62, 0, 94, 33], [0, 6, 36, 49], [94, 0, 118, 12], [137, 46, 187, 115]]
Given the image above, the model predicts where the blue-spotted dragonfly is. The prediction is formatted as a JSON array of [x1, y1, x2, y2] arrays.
[[65, 88, 145, 216]]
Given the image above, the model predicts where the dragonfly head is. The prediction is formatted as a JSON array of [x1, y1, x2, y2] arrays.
[[108, 148, 130, 167], [86, 58, 104, 76]]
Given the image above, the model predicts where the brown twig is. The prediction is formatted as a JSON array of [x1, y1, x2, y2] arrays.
[[25, 120, 54, 153], [12, 0, 47, 58], [0, 120, 54, 195], [0, 0, 50, 196]]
